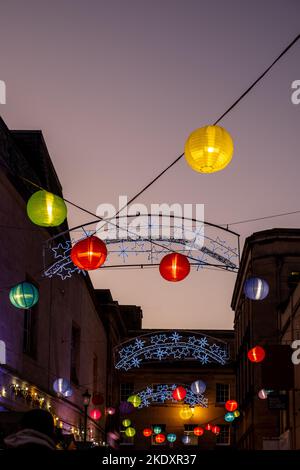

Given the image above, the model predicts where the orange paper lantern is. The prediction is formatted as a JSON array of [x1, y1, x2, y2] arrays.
[[247, 346, 266, 363], [193, 426, 204, 437], [71, 236, 107, 270], [225, 400, 238, 412], [159, 253, 190, 282]]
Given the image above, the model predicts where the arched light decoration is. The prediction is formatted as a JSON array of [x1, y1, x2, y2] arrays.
[[191, 380, 206, 395], [90, 408, 101, 420], [193, 427, 204, 437], [247, 345, 266, 363], [179, 405, 193, 420], [159, 253, 190, 282], [127, 394, 141, 408], [107, 407, 115, 415], [125, 427, 136, 437], [182, 435, 191, 445], [9, 282, 39, 309], [122, 419, 131, 428], [53, 378, 70, 394], [119, 401, 134, 415], [185, 125, 234, 174], [155, 434, 166, 444], [167, 433, 177, 443], [71, 236, 107, 271], [224, 412, 235, 423], [27, 190, 67, 227], [225, 400, 238, 412], [212, 425, 220, 435], [153, 426, 162, 435], [244, 277, 269, 300], [172, 386, 187, 401], [143, 428, 152, 437], [92, 393, 104, 405]]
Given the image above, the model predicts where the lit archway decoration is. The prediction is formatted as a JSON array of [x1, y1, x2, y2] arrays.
[[114, 331, 229, 371], [134, 383, 208, 409]]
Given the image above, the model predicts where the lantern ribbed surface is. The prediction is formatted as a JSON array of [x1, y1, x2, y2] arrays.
[[185, 125, 233, 173], [9, 282, 39, 309], [125, 427, 136, 437], [27, 190, 67, 227], [159, 253, 190, 282], [53, 378, 70, 394], [127, 394, 141, 408], [71, 236, 107, 270], [244, 277, 269, 300]]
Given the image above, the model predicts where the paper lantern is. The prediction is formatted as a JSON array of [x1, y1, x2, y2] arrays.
[[167, 433, 176, 443], [9, 282, 39, 309], [179, 406, 193, 420], [233, 410, 240, 418], [172, 386, 187, 401], [53, 378, 70, 394], [193, 427, 204, 437], [224, 412, 235, 423], [122, 419, 131, 428], [90, 408, 101, 420], [155, 433, 165, 444], [205, 423, 212, 431], [244, 277, 269, 300], [191, 380, 206, 395], [127, 394, 141, 408], [182, 435, 191, 445], [143, 428, 152, 437], [92, 393, 104, 405], [71, 236, 107, 270], [125, 427, 136, 437], [225, 400, 238, 412], [27, 190, 67, 227], [153, 426, 162, 435], [185, 125, 233, 174], [212, 425, 220, 435], [258, 389, 273, 400], [119, 401, 134, 415], [247, 346, 266, 363], [159, 253, 190, 282], [107, 407, 115, 415]]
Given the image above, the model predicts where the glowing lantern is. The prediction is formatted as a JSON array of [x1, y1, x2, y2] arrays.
[[225, 400, 238, 412], [167, 433, 176, 443], [247, 346, 266, 363], [71, 236, 107, 270], [224, 412, 235, 423], [193, 427, 204, 437], [27, 190, 67, 227], [153, 426, 162, 435], [119, 401, 134, 415], [191, 380, 206, 395], [244, 277, 269, 300], [122, 419, 131, 428], [127, 394, 141, 408], [184, 125, 233, 174], [143, 428, 152, 437], [205, 423, 212, 431], [233, 410, 240, 418], [258, 389, 273, 400], [155, 433, 165, 444], [53, 378, 70, 394], [9, 282, 39, 309], [179, 406, 193, 420], [125, 427, 136, 437], [92, 393, 104, 405], [172, 386, 187, 401], [90, 409, 101, 420], [159, 253, 190, 282], [182, 435, 191, 445], [212, 425, 220, 435], [107, 407, 115, 415], [63, 387, 73, 398]]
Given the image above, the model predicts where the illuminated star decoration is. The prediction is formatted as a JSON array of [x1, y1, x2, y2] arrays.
[[135, 383, 208, 408]]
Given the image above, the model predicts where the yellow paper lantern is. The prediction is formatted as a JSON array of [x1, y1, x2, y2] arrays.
[[184, 125, 233, 173], [125, 427, 136, 437], [127, 394, 141, 408], [122, 419, 131, 428], [179, 405, 193, 420], [27, 190, 67, 227]]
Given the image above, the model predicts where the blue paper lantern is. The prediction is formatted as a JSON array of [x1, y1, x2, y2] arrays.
[[244, 277, 269, 300], [224, 412, 235, 423], [53, 378, 70, 394], [191, 380, 206, 395], [9, 282, 39, 309], [182, 435, 191, 445], [167, 433, 176, 443], [153, 425, 162, 435]]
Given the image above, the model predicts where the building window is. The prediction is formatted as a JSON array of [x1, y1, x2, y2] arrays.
[[216, 425, 230, 445], [93, 354, 98, 393], [120, 383, 134, 401], [23, 305, 38, 358], [216, 383, 230, 404], [70, 324, 81, 385]]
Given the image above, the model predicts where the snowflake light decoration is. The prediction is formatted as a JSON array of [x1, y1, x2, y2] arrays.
[[135, 383, 208, 408]]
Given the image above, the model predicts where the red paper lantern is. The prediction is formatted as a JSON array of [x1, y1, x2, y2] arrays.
[[90, 408, 101, 420], [225, 400, 238, 412], [193, 426, 204, 437], [212, 425, 220, 435], [92, 393, 104, 405], [71, 236, 107, 270], [205, 423, 212, 431], [159, 253, 190, 282], [143, 428, 152, 437], [155, 433, 166, 444], [172, 386, 187, 401], [247, 346, 266, 363]]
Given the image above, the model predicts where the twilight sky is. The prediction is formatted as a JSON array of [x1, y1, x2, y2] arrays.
[[0, 0, 299, 329]]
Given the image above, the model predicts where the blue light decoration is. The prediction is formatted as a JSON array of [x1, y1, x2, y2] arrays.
[[135, 384, 208, 409], [182, 435, 191, 445], [53, 378, 70, 394], [115, 331, 229, 371], [244, 277, 269, 300], [224, 412, 235, 423], [167, 433, 177, 443], [191, 380, 206, 395]]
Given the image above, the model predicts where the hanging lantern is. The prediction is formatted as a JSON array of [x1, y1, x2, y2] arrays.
[[159, 253, 190, 282], [71, 236, 107, 270], [258, 389, 273, 400], [107, 407, 115, 416], [193, 427, 204, 437], [172, 386, 187, 401], [184, 125, 234, 174], [119, 401, 134, 415], [233, 410, 240, 418], [224, 412, 235, 423], [212, 425, 221, 435], [247, 346, 266, 363], [182, 435, 191, 445], [167, 433, 176, 443], [191, 380, 206, 395], [153, 425, 162, 435], [92, 393, 104, 405], [122, 419, 131, 428], [9, 282, 39, 309], [127, 394, 141, 408], [205, 423, 212, 431], [143, 428, 152, 437], [244, 277, 269, 300], [225, 400, 238, 412], [90, 408, 101, 420], [155, 433, 166, 444], [125, 427, 136, 437], [179, 405, 193, 420], [53, 378, 70, 394], [27, 190, 67, 227]]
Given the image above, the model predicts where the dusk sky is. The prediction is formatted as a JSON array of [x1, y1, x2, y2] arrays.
[[1, 0, 299, 329]]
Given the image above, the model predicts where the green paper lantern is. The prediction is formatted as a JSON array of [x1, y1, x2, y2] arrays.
[[125, 427, 136, 437], [9, 282, 39, 309], [122, 419, 131, 428], [127, 394, 141, 408], [27, 190, 67, 227]]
